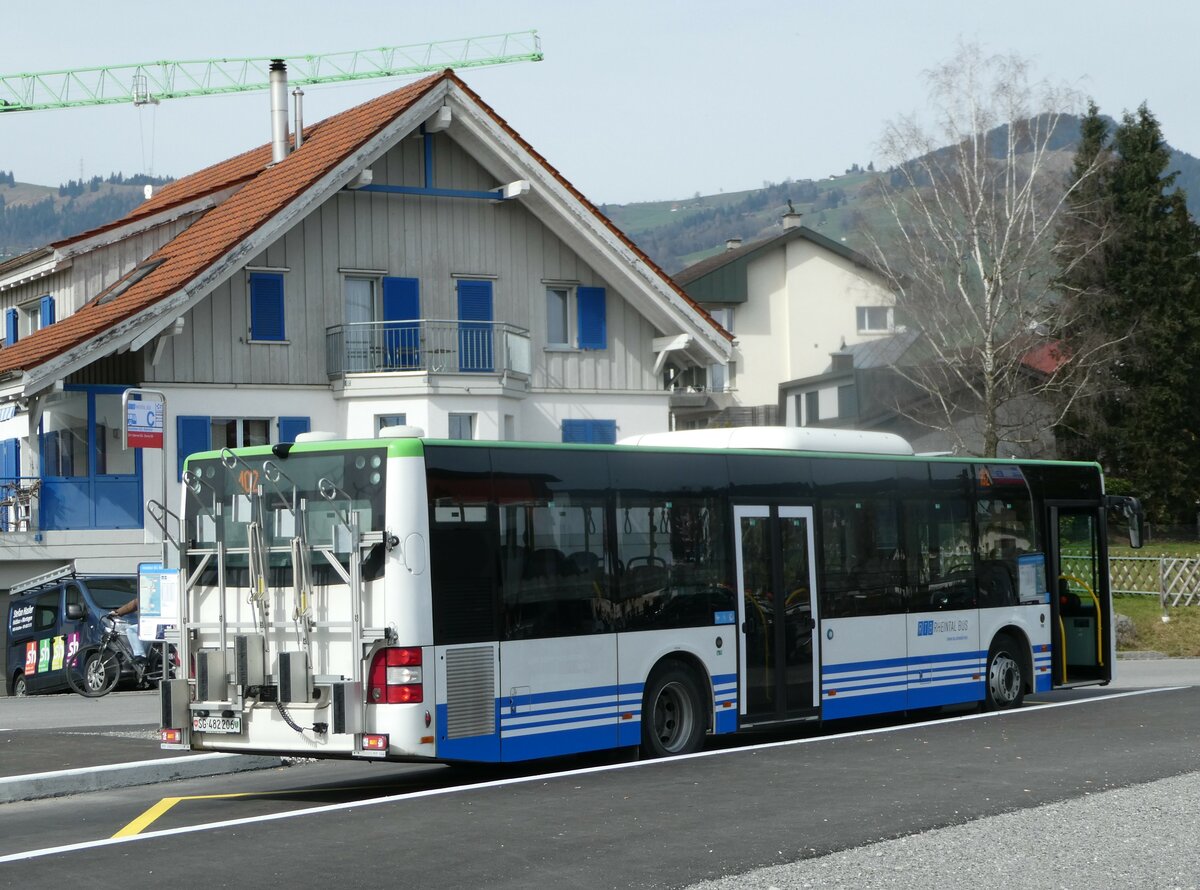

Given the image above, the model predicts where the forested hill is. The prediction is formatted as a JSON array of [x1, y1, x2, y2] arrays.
[[0, 172, 174, 260], [603, 127, 1200, 275]]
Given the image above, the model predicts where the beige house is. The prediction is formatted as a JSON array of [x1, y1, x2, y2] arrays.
[[673, 214, 894, 427]]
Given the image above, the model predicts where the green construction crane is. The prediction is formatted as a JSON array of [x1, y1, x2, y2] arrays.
[[0, 31, 542, 113]]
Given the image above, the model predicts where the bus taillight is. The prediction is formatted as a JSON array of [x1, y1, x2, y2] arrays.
[[367, 647, 423, 704]]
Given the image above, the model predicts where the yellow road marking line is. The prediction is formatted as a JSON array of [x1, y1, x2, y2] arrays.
[[113, 784, 394, 838], [113, 792, 255, 838]]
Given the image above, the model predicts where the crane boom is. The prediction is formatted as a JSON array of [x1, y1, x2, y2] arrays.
[[0, 30, 542, 113]]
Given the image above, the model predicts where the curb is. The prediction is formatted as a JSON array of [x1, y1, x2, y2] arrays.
[[0, 753, 285, 803]]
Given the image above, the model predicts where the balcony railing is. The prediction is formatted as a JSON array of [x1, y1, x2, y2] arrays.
[[326, 319, 531, 379]]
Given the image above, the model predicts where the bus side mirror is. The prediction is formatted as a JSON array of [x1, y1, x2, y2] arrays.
[[1106, 496, 1144, 549]]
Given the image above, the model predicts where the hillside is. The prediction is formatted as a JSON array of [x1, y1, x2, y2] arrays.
[[0, 172, 173, 261], [604, 126, 1200, 275]]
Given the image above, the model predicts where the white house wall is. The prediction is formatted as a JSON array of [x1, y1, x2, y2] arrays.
[[732, 237, 894, 408]]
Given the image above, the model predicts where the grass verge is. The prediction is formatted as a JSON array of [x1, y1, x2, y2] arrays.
[[1114, 593, 1200, 657]]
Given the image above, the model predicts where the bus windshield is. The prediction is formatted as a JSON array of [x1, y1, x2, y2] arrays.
[[184, 447, 387, 580]]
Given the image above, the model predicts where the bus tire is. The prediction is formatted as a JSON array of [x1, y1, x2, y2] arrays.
[[984, 634, 1026, 711], [11, 672, 27, 697], [640, 664, 705, 758]]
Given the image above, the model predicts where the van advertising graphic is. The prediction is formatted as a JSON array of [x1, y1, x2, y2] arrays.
[[9, 602, 33, 634], [18, 633, 81, 676]]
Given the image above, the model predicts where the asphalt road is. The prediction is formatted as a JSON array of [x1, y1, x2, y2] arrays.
[[1, 677, 1197, 888]]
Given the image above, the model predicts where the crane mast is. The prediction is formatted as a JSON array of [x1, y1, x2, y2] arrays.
[[0, 30, 542, 113]]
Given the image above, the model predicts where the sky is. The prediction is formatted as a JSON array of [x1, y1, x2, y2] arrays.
[[2, 1, 1198, 206]]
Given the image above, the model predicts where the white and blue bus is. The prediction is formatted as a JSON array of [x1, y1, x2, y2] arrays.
[[161, 426, 1143, 761]]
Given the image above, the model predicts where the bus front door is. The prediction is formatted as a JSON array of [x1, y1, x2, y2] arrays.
[[734, 505, 819, 723], [1048, 504, 1111, 686]]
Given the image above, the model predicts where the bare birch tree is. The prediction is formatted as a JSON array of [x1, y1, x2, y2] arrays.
[[861, 42, 1120, 457]]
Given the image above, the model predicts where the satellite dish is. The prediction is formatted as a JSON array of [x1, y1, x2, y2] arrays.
[[143, 184, 153, 199]]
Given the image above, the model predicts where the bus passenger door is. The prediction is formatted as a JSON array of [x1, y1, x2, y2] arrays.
[[734, 505, 819, 723], [1048, 505, 1110, 686]]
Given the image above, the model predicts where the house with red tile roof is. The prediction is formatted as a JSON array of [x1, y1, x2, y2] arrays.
[[0, 69, 730, 586]]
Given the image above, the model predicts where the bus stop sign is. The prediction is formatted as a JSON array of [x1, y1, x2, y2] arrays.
[[124, 390, 164, 449]]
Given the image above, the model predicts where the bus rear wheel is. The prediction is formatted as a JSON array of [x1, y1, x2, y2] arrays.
[[984, 635, 1025, 711], [11, 673, 27, 697], [641, 665, 705, 758]]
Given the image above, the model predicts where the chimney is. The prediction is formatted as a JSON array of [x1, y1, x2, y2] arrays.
[[269, 60, 290, 164], [782, 210, 803, 229], [725, 238, 743, 251], [292, 87, 304, 151]]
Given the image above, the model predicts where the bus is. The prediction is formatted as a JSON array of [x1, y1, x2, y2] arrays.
[[160, 426, 1143, 761]]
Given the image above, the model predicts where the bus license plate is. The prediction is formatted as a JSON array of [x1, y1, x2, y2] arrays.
[[192, 715, 241, 734]]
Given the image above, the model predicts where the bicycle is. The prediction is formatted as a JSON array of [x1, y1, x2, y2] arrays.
[[64, 615, 175, 697]]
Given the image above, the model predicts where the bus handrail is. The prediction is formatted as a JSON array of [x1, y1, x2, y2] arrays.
[[1058, 572, 1104, 673]]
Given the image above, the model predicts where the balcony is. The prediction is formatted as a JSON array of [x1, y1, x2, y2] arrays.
[[326, 319, 531, 379]]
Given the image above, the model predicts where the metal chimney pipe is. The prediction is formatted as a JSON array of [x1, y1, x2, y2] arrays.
[[269, 60, 289, 164], [292, 87, 304, 151]]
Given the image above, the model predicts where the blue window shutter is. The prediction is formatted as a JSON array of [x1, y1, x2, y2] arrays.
[[577, 287, 607, 350], [277, 416, 310, 444], [457, 280, 494, 372], [177, 415, 211, 480], [40, 295, 55, 327], [5, 308, 18, 345], [249, 273, 285, 341], [561, 419, 616, 444], [382, 277, 420, 369], [0, 437, 19, 482]]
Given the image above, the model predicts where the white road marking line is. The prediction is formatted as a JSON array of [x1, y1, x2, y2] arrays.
[[0, 686, 1186, 864]]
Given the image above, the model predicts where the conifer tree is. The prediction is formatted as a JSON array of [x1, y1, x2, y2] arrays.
[[1059, 104, 1200, 522]]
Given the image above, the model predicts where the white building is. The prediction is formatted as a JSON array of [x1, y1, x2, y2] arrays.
[[673, 214, 894, 427]]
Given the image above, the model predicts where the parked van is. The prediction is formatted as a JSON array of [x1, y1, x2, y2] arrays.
[[6, 571, 137, 696]]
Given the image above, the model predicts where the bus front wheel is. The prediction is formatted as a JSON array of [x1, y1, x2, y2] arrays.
[[641, 664, 705, 758], [984, 635, 1026, 711]]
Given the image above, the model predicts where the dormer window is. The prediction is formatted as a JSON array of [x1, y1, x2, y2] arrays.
[[856, 306, 893, 333]]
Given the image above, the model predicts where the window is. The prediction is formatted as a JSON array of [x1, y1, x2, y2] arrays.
[[249, 272, 286, 341], [40, 387, 142, 530], [709, 307, 734, 333], [820, 498, 904, 617], [22, 296, 53, 337], [376, 414, 408, 434], [177, 414, 309, 479], [974, 464, 1041, 608], [803, 391, 819, 426], [709, 362, 727, 393], [856, 305, 893, 333], [212, 418, 270, 450], [546, 287, 570, 346], [837, 383, 858, 419], [449, 413, 475, 440]]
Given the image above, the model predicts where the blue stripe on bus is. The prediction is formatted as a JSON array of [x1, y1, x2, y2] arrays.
[[501, 725, 621, 761], [822, 689, 908, 719], [906, 681, 985, 709]]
